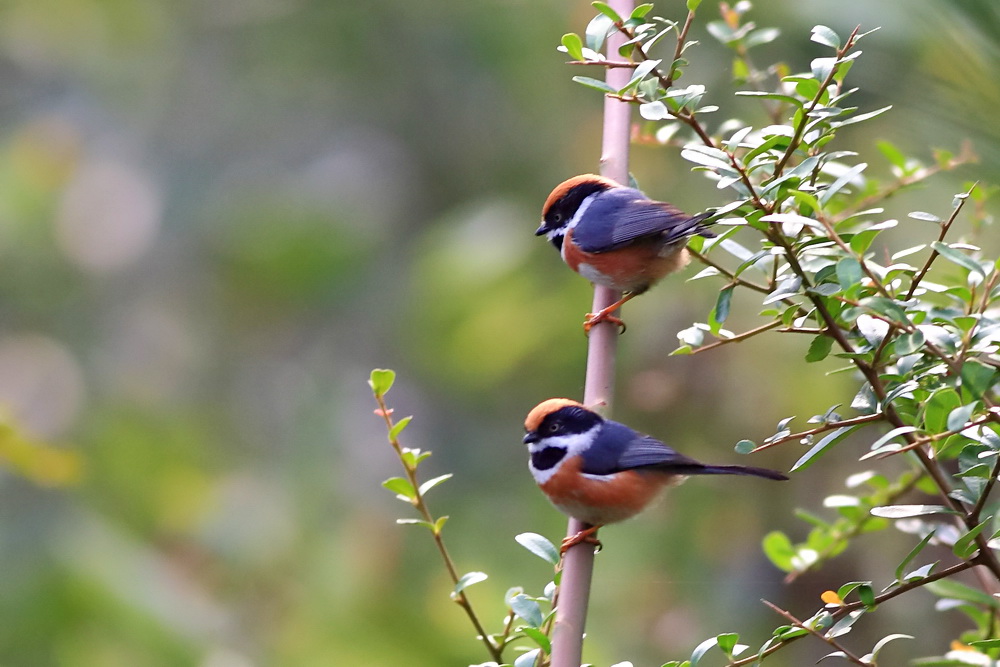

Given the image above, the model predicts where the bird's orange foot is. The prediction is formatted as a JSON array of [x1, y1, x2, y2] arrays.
[[583, 311, 626, 335], [560, 525, 602, 554]]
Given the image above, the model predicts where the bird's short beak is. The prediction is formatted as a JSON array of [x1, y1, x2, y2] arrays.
[[534, 222, 547, 236], [523, 432, 539, 444]]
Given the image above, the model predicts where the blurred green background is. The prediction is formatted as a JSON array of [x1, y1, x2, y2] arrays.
[[0, 0, 998, 665]]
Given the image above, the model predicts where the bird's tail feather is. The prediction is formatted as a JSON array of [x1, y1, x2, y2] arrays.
[[686, 464, 788, 481]]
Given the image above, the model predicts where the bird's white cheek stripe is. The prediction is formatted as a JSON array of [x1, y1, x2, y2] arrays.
[[567, 192, 598, 231], [526, 429, 597, 457], [527, 429, 599, 486]]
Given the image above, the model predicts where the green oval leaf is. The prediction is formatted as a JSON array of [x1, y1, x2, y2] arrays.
[[810, 25, 841, 49], [560, 33, 584, 61], [623, 58, 662, 92], [690, 636, 719, 666], [924, 387, 962, 433], [389, 415, 413, 441], [869, 504, 959, 518], [791, 425, 860, 472], [521, 626, 552, 653], [947, 403, 978, 433], [925, 578, 1000, 608], [418, 473, 453, 496], [368, 368, 396, 396], [584, 12, 615, 52], [591, 1, 622, 22], [857, 584, 876, 609], [509, 593, 544, 627], [895, 330, 925, 355], [716, 632, 740, 654], [710, 285, 734, 331], [954, 518, 991, 559], [895, 530, 936, 580], [931, 241, 985, 277], [826, 609, 864, 638], [513, 648, 541, 667], [571, 75, 617, 94], [806, 334, 834, 363], [836, 257, 863, 290], [453, 571, 488, 597], [515, 533, 560, 565], [382, 476, 416, 500], [763, 531, 796, 572]]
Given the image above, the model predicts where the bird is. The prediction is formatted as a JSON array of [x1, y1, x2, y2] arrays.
[[523, 398, 787, 553], [536, 174, 714, 332]]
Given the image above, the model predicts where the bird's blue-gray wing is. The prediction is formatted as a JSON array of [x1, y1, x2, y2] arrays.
[[571, 187, 712, 252]]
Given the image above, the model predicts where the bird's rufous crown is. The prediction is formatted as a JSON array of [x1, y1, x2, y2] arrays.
[[541, 174, 620, 216], [524, 398, 586, 432]]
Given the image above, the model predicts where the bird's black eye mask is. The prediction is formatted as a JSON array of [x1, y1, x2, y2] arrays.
[[536, 406, 603, 436], [542, 181, 610, 231]]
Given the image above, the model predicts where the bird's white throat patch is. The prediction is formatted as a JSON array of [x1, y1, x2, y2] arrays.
[[527, 427, 598, 485]]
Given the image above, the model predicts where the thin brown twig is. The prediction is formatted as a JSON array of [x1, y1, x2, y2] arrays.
[[751, 413, 883, 452], [687, 247, 772, 294], [842, 143, 977, 217], [904, 186, 973, 301], [612, 14, 767, 209], [760, 600, 870, 665], [840, 559, 981, 613], [373, 398, 503, 663], [567, 60, 637, 68], [662, 9, 696, 90], [764, 204, 1000, 580], [772, 26, 861, 177], [730, 559, 981, 666], [874, 408, 1000, 458], [970, 453, 1000, 525], [815, 214, 897, 302], [686, 320, 784, 355]]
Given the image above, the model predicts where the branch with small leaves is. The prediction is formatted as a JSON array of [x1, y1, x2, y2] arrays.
[[567, 3, 1000, 664], [368, 369, 503, 664]]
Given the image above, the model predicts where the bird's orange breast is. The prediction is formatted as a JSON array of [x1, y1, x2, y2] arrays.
[[562, 228, 690, 293], [539, 455, 681, 526]]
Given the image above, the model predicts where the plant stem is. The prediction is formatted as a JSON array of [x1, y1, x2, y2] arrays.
[[772, 27, 859, 177], [687, 319, 784, 355], [904, 185, 971, 300], [686, 248, 772, 294], [549, 2, 633, 665], [751, 413, 883, 452], [730, 559, 980, 666], [373, 397, 502, 663], [760, 600, 870, 665]]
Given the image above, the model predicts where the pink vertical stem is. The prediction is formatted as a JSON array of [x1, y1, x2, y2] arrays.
[[549, 1, 634, 666]]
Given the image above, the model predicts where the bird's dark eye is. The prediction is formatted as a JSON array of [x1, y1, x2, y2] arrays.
[[547, 422, 560, 433], [552, 212, 563, 223]]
